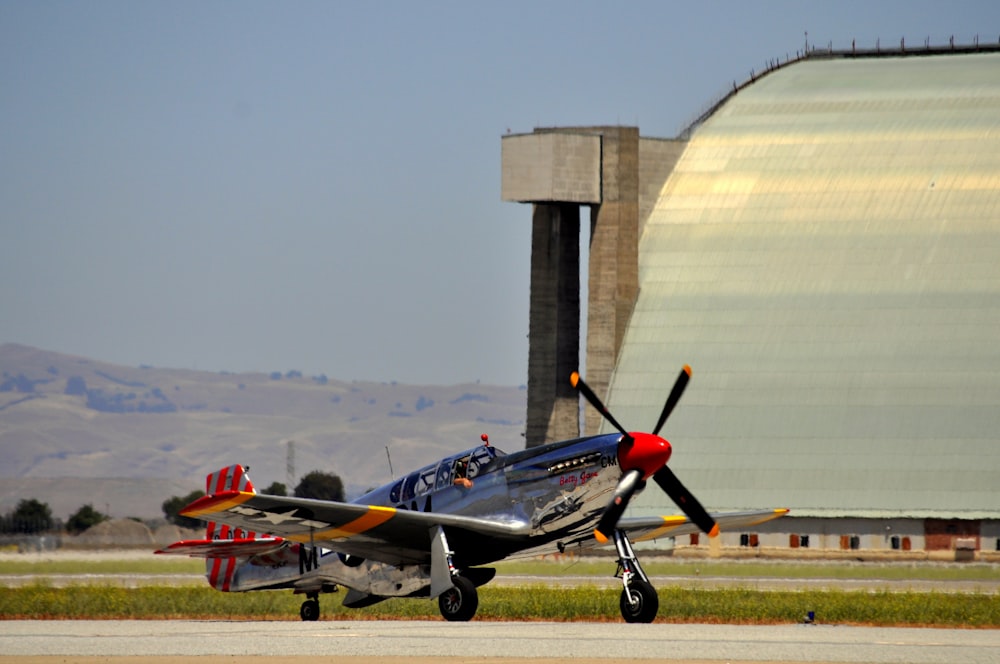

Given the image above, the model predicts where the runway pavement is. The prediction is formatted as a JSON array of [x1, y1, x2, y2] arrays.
[[1, 619, 998, 663]]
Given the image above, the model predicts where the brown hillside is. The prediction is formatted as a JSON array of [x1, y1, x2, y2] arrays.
[[0, 343, 526, 519]]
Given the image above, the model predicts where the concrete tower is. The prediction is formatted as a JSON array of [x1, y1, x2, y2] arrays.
[[502, 126, 656, 445]]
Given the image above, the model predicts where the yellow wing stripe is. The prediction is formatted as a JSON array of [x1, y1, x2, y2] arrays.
[[748, 508, 790, 525], [181, 491, 254, 518], [632, 515, 689, 542], [289, 505, 397, 542]]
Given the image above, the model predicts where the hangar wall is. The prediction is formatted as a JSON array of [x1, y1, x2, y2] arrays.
[[501, 50, 1000, 557], [615, 52, 1000, 549]]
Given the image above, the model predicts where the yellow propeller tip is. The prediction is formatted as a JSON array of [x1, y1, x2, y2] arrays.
[[593, 529, 608, 544], [570, 371, 580, 387], [708, 523, 720, 538], [682, 364, 692, 376]]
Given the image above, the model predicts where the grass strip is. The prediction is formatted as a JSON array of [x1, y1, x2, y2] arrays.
[[2, 583, 997, 627]]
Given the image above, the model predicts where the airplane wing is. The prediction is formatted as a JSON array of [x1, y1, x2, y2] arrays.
[[180, 490, 530, 566], [619, 508, 789, 543]]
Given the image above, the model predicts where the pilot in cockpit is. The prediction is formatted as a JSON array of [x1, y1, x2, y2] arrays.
[[453, 458, 473, 488]]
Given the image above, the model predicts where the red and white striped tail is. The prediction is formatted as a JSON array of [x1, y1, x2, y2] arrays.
[[204, 464, 257, 591]]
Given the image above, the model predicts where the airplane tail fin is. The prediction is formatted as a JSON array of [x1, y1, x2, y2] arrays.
[[156, 464, 298, 592], [204, 464, 257, 591], [204, 464, 257, 540]]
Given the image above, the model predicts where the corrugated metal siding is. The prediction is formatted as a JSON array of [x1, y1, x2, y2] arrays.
[[615, 54, 1000, 519]]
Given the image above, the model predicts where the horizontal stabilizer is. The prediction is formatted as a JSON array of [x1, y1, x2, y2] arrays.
[[155, 536, 287, 558]]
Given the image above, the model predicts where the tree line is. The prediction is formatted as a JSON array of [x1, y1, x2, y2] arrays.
[[0, 499, 107, 535], [1, 470, 344, 535]]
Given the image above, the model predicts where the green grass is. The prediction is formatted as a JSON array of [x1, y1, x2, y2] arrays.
[[1, 583, 998, 627]]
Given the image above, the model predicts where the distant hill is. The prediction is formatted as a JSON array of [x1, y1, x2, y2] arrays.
[[0, 343, 526, 520]]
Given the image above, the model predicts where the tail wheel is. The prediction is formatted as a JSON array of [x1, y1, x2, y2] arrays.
[[438, 575, 478, 622], [299, 598, 320, 621], [619, 579, 658, 623]]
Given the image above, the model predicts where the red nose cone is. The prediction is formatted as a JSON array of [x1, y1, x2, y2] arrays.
[[618, 432, 672, 479]]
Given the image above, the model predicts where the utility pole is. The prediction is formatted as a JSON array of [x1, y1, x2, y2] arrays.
[[286, 439, 295, 490]]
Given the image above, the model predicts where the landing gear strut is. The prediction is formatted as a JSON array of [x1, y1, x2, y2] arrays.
[[431, 526, 479, 621], [613, 530, 659, 623]]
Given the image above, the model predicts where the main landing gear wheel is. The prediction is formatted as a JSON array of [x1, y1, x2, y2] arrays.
[[619, 579, 658, 623], [438, 575, 478, 622], [300, 598, 320, 621]]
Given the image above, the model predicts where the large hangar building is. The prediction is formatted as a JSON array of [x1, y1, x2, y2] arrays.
[[502, 47, 1000, 558]]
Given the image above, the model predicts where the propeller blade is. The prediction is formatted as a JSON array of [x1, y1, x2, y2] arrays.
[[652, 466, 719, 537], [570, 371, 630, 440], [651, 365, 692, 436], [594, 468, 643, 543]]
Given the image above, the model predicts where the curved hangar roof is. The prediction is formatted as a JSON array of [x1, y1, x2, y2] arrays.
[[614, 53, 1000, 520]]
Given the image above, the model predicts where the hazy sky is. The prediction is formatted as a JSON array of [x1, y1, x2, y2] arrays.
[[2, 1, 998, 385]]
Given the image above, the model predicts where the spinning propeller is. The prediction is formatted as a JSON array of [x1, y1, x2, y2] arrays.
[[570, 366, 720, 543]]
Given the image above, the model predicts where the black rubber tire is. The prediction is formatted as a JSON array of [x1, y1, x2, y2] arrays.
[[619, 579, 659, 623], [438, 575, 479, 622], [299, 599, 320, 621]]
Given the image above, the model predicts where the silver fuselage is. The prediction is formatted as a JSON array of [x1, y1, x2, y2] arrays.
[[226, 434, 630, 597]]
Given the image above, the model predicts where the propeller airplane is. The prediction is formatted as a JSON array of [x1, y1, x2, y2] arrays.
[[158, 367, 788, 622]]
